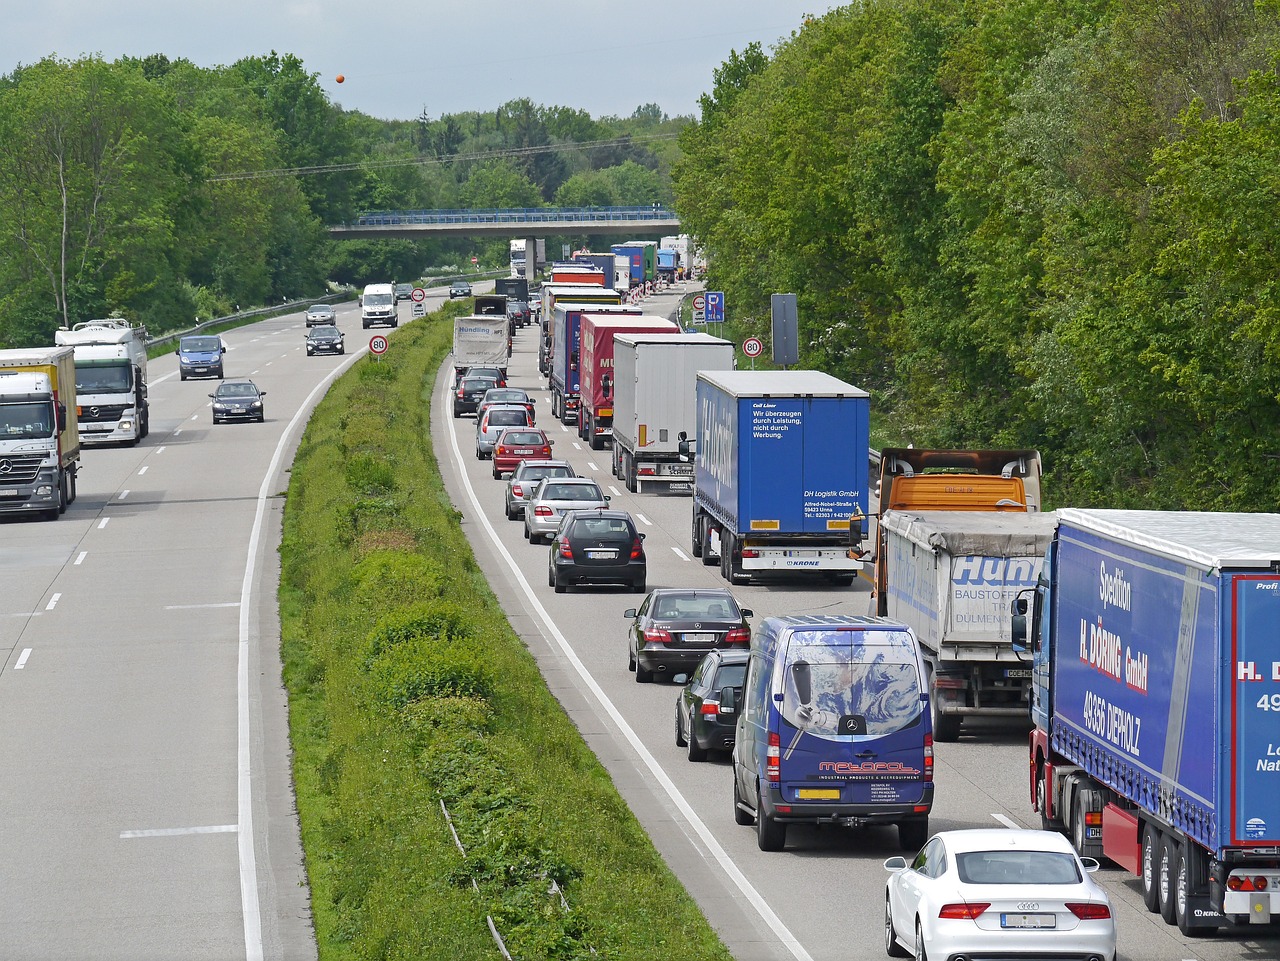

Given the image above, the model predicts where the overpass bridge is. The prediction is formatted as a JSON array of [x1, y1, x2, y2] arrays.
[[327, 205, 680, 240]]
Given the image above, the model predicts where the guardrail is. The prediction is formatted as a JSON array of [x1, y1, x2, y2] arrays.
[[144, 292, 350, 352], [346, 206, 677, 228]]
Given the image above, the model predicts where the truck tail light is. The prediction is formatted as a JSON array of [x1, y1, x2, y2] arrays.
[[766, 732, 780, 782], [934, 676, 967, 690], [1228, 875, 1270, 891], [643, 628, 672, 644], [724, 627, 750, 645], [938, 902, 989, 920], [630, 537, 645, 560], [924, 733, 933, 782], [639, 467, 655, 476], [1066, 902, 1111, 921], [741, 548, 760, 558]]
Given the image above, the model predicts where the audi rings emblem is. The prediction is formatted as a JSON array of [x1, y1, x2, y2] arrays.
[[1016, 902, 1040, 911]]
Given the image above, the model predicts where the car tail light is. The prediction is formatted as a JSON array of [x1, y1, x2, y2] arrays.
[[630, 537, 645, 560], [496, 446, 508, 457], [700, 702, 720, 717], [724, 627, 750, 645], [766, 731, 780, 782], [558, 539, 573, 559], [643, 627, 672, 644], [512, 484, 525, 497], [534, 505, 553, 517], [924, 733, 933, 782], [1066, 902, 1112, 921], [938, 902, 989, 920], [1228, 875, 1270, 891], [456, 387, 465, 398]]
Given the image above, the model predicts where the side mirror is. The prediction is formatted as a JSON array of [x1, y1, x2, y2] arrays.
[[208, 393, 216, 399], [548, 439, 554, 446], [740, 608, 753, 618], [638, 532, 646, 540], [883, 856, 908, 872], [55, 402, 67, 432], [719, 687, 738, 714], [1011, 593, 1029, 652], [1081, 857, 1101, 873], [848, 514, 865, 545], [259, 391, 267, 397], [623, 609, 637, 619], [174, 348, 180, 356], [603, 494, 611, 501]]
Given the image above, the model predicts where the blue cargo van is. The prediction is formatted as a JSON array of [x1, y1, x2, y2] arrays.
[[732, 614, 934, 851], [176, 335, 225, 380]]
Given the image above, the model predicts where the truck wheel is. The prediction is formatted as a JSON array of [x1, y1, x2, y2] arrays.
[[929, 670, 962, 742], [701, 522, 718, 566], [58, 471, 68, 514], [551, 392, 559, 419], [691, 512, 703, 558], [1175, 842, 1216, 936], [590, 425, 604, 450], [756, 784, 786, 851], [1036, 767, 1062, 832], [625, 452, 638, 492], [898, 817, 929, 852], [1158, 832, 1178, 924], [1140, 824, 1162, 913]]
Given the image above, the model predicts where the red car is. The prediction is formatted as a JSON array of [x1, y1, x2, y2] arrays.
[[492, 428, 554, 479]]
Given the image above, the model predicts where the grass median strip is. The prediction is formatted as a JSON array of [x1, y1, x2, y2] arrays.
[[279, 303, 732, 960]]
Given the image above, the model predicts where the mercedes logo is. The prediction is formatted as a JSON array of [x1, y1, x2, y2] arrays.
[[694, 622, 701, 629], [89, 407, 100, 417], [0, 459, 11, 474]]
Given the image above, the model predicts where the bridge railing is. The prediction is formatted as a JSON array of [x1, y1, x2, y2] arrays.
[[346, 206, 677, 228]]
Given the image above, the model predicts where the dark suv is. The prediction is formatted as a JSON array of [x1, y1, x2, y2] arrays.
[[548, 509, 646, 594], [675, 648, 749, 760]]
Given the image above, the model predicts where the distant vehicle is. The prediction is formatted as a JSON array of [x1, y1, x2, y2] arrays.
[[176, 335, 225, 380], [209, 379, 266, 424], [54, 319, 151, 445], [394, 283, 413, 301], [305, 325, 345, 356], [547, 509, 646, 594], [475, 405, 533, 460], [675, 648, 749, 761], [624, 588, 751, 683], [506, 300, 531, 327], [883, 829, 1115, 961], [361, 282, 399, 328], [491, 427, 553, 479], [475, 387, 535, 425], [305, 304, 336, 327], [452, 315, 508, 384], [452, 375, 500, 418], [449, 281, 472, 299], [0, 346, 80, 520], [523, 476, 609, 543], [455, 365, 506, 390], [504, 459, 576, 520]]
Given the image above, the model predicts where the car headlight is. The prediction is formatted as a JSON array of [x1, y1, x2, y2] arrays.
[[251, 401, 262, 408], [213, 402, 230, 410]]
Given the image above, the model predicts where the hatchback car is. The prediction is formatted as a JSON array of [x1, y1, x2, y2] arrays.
[[305, 324, 345, 355], [463, 365, 507, 386], [209, 379, 266, 423], [305, 303, 336, 327], [452, 375, 500, 417], [449, 281, 472, 298], [394, 283, 413, 301], [475, 405, 533, 459], [476, 387, 535, 425], [884, 829, 1115, 961], [523, 477, 610, 543], [492, 427, 554, 479], [625, 588, 752, 683], [504, 459, 576, 519], [548, 509, 646, 593], [675, 648, 749, 760]]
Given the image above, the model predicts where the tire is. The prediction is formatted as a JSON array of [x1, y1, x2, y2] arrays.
[[553, 574, 567, 594], [590, 425, 604, 450], [691, 512, 703, 558], [635, 661, 653, 683], [492, 465, 500, 480], [831, 573, 856, 586], [686, 727, 708, 762], [756, 784, 786, 851], [628, 642, 637, 672], [885, 897, 910, 958], [625, 452, 637, 492], [929, 669, 962, 742], [1158, 832, 1178, 924], [1071, 788, 1093, 858], [523, 524, 531, 540], [898, 818, 929, 852], [631, 577, 646, 594], [180, 372, 187, 381], [57, 471, 68, 514], [216, 367, 224, 379], [547, 565, 555, 588], [1174, 841, 1216, 936], [914, 919, 928, 961], [700, 521, 717, 566], [1141, 824, 1162, 913], [733, 775, 753, 826], [674, 702, 687, 746], [505, 501, 517, 521]]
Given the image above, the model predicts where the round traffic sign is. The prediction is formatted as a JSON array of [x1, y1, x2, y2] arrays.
[[369, 335, 389, 355], [410, 287, 426, 302], [692, 294, 706, 311], [743, 336, 764, 358]]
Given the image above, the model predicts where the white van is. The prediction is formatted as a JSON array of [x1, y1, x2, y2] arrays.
[[361, 283, 399, 329]]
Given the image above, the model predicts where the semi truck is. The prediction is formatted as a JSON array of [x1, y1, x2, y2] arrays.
[[611, 242, 657, 287], [571, 252, 618, 290], [548, 303, 641, 426], [879, 510, 1059, 741], [690, 370, 870, 586], [509, 238, 546, 277], [610, 332, 734, 492], [577, 314, 679, 450], [549, 264, 606, 286], [452, 315, 510, 382], [493, 277, 529, 302], [1012, 509, 1280, 936], [53, 319, 150, 445], [656, 248, 679, 282], [537, 282, 620, 377], [0, 346, 81, 519]]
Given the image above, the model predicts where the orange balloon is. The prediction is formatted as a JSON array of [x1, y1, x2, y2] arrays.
[[335, 74, 345, 83]]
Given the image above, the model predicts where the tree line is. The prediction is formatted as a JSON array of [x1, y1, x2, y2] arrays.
[[0, 52, 684, 347], [674, 0, 1280, 509]]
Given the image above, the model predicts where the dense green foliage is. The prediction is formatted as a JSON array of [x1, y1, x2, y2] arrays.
[[674, 0, 1280, 508], [0, 52, 687, 347], [279, 307, 731, 961]]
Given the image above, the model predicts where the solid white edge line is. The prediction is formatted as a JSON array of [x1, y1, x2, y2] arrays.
[[236, 342, 364, 961], [991, 812, 1021, 829], [440, 373, 815, 961]]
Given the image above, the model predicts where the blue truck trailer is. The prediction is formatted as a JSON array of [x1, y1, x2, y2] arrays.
[[572, 252, 618, 290], [690, 370, 870, 587], [1013, 509, 1280, 936]]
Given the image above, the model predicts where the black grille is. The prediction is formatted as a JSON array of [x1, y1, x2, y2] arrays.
[[80, 404, 126, 423], [0, 456, 42, 484]]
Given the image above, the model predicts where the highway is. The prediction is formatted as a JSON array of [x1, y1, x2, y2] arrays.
[[431, 284, 1280, 961]]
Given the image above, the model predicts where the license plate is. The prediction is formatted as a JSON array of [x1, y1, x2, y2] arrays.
[[797, 788, 841, 800], [667, 465, 693, 475], [0, 488, 18, 496], [682, 633, 713, 643], [1005, 668, 1032, 678], [513, 449, 533, 454], [586, 550, 617, 559], [1001, 914, 1056, 929]]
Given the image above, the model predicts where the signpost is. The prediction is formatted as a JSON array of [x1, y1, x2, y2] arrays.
[[743, 336, 763, 370], [692, 293, 706, 325], [705, 291, 725, 324], [369, 334, 389, 357], [411, 287, 426, 303], [411, 303, 426, 319]]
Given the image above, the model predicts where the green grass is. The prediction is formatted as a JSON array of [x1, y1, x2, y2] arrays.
[[278, 301, 733, 961]]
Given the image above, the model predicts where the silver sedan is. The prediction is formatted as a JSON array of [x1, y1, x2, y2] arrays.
[[504, 459, 576, 520], [522, 476, 610, 543]]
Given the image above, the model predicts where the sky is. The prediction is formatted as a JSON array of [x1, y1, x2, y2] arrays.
[[6, 1, 841, 121]]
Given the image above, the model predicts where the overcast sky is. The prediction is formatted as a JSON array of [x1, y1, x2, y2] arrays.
[[6, 1, 839, 121]]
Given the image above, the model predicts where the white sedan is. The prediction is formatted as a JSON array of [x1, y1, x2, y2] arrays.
[[884, 828, 1116, 961]]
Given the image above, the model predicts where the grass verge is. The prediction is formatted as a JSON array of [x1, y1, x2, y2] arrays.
[[279, 301, 733, 961]]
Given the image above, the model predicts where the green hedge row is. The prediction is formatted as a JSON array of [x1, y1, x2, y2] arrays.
[[278, 303, 732, 960]]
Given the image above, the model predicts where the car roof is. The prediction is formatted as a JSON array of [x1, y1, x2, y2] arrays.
[[540, 475, 598, 485], [564, 508, 630, 521], [647, 587, 736, 599], [221, 379, 257, 387], [934, 829, 1078, 855], [483, 404, 530, 414], [713, 649, 751, 665], [514, 459, 571, 471]]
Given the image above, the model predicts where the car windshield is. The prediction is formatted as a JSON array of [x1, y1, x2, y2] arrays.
[[219, 383, 258, 398], [651, 593, 740, 620], [182, 337, 220, 352], [955, 850, 1082, 886], [366, 293, 392, 306], [544, 483, 601, 501], [487, 411, 527, 427], [309, 305, 331, 314], [502, 431, 543, 445], [311, 327, 339, 337], [521, 465, 572, 480]]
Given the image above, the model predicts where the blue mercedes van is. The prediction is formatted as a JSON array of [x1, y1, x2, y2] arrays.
[[731, 614, 934, 852]]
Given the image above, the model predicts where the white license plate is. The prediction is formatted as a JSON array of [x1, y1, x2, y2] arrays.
[[683, 633, 713, 643], [513, 449, 533, 454], [1001, 914, 1056, 929], [1005, 668, 1032, 678], [0, 488, 18, 496], [666, 465, 693, 475], [586, 550, 617, 559]]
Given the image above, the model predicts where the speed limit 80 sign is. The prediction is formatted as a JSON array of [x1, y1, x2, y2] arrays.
[[369, 335, 389, 355], [743, 336, 763, 358]]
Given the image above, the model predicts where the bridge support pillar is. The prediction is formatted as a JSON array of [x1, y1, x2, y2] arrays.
[[523, 235, 538, 285]]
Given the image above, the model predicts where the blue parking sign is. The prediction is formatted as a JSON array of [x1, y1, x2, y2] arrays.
[[706, 291, 725, 323]]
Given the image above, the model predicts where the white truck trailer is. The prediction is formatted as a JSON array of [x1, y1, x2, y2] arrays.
[[451, 315, 510, 382], [54, 319, 150, 445], [611, 332, 734, 492], [878, 509, 1059, 741]]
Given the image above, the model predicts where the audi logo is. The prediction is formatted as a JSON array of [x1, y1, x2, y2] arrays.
[[1016, 901, 1040, 910]]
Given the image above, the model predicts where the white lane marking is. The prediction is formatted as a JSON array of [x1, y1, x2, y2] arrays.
[[264, 361, 273, 366], [191, 414, 200, 421], [164, 602, 241, 610], [250, 369, 260, 374], [75, 552, 87, 565], [991, 812, 1021, 829], [608, 485, 621, 497], [587, 462, 599, 472], [156, 446, 166, 454], [98, 518, 110, 529], [8, 613, 41, 618], [121, 824, 238, 839], [118, 490, 130, 500], [672, 547, 690, 562], [560, 424, 570, 432], [636, 514, 652, 526], [138, 465, 149, 475], [14, 649, 32, 670], [441, 375, 814, 961], [572, 442, 582, 450], [45, 593, 61, 611]]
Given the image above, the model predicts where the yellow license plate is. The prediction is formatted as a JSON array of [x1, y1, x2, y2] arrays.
[[797, 789, 841, 800]]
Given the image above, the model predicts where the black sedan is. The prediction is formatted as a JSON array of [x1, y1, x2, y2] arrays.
[[210, 379, 266, 423], [452, 375, 499, 417], [305, 324, 345, 355], [449, 281, 472, 298], [675, 648, 749, 761], [624, 588, 752, 683], [547, 509, 646, 594]]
